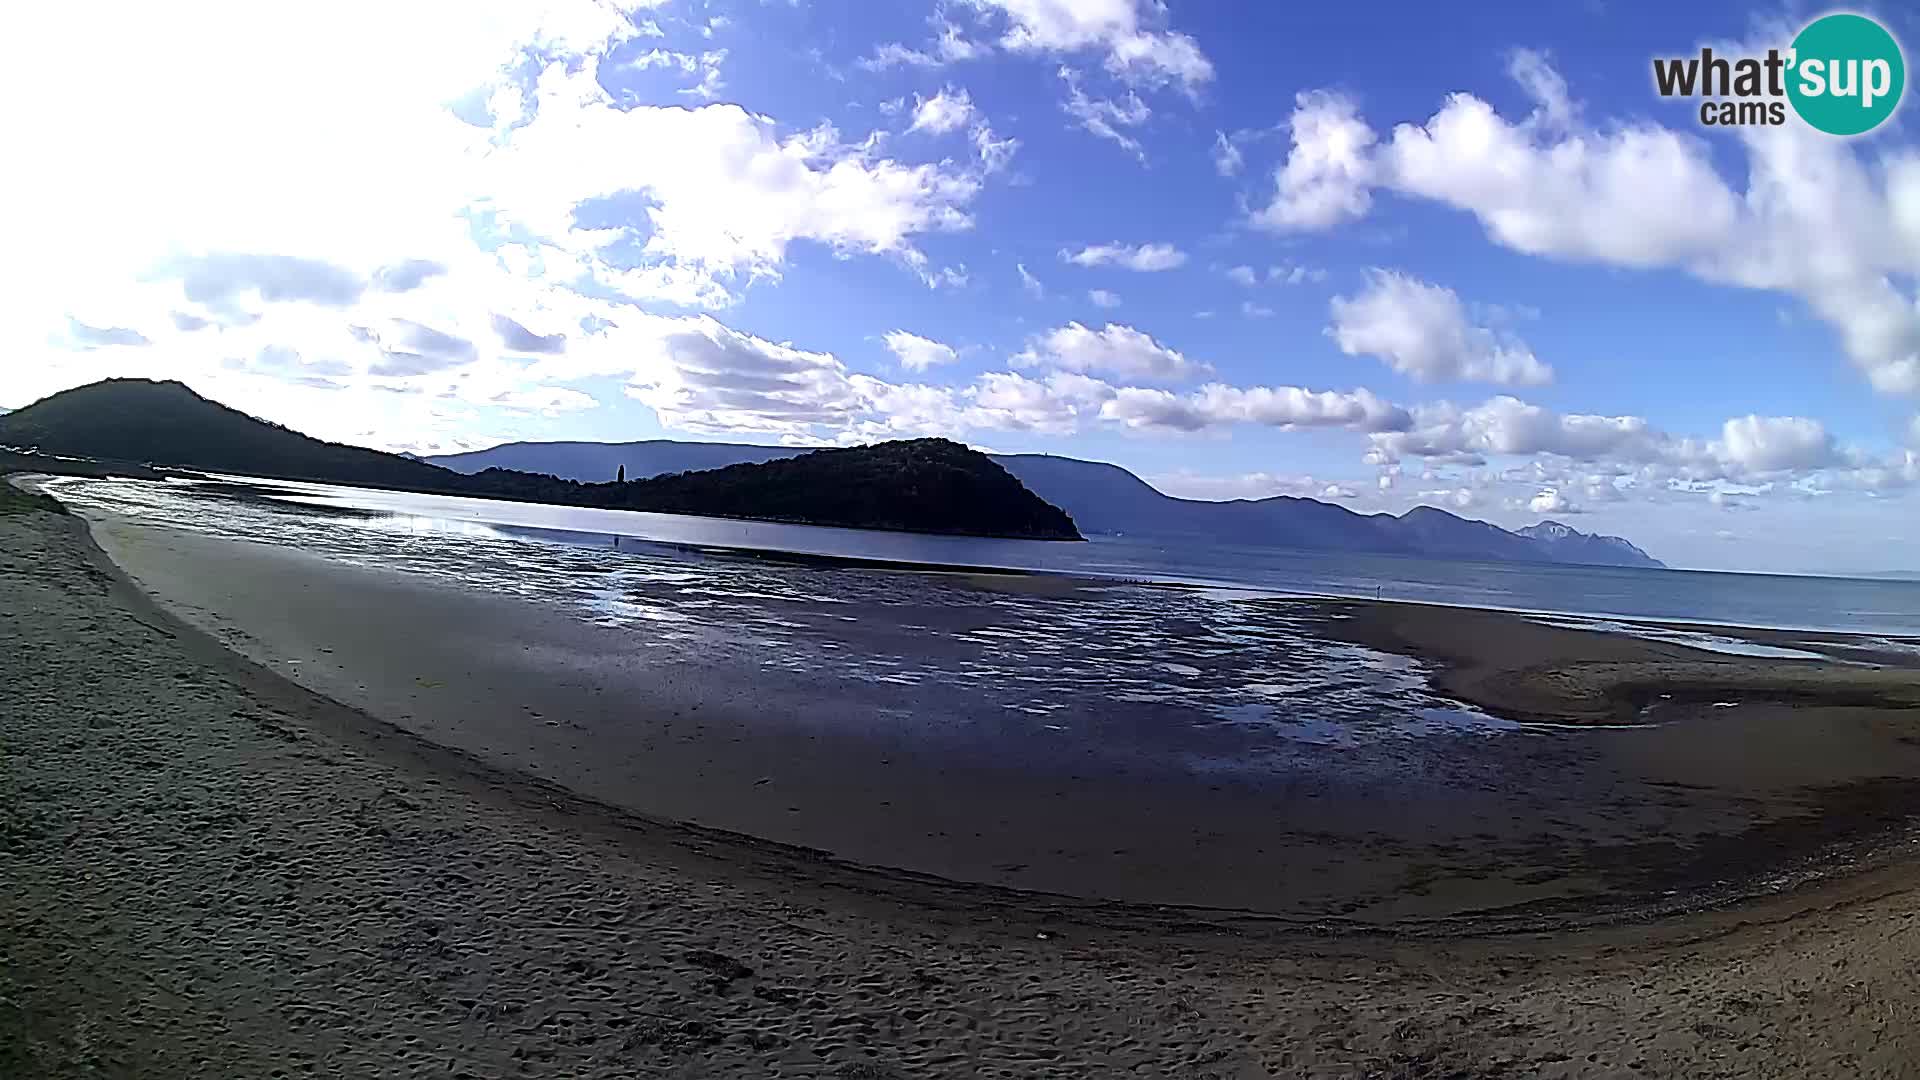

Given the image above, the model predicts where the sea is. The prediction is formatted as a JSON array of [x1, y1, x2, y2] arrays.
[[36, 472, 1920, 637]]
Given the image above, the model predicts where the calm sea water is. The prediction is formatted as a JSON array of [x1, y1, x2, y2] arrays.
[[44, 472, 1920, 635]]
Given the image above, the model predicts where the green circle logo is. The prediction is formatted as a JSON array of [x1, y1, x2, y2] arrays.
[[1787, 13, 1905, 135]]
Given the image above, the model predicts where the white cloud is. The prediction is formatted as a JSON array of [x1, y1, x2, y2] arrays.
[[491, 62, 986, 302], [622, 315, 867, 436], [860, 17, 989, 70], [1060, 69, 1151, 157], [1529, 488, 1577, 514], [1909, 416, 1920, 447], [1017, 262, 1047, 298], [1231, 263, 1324, 288], [970, 0, 1213, 89], [1212, 131, 1244, 177], [1241, 302, 1274, 319], [908, 86, 977, 134], [1089, 289, 1121, 308], [1263, 54, 1920, 399], [1251, 91, 1376, 231], [1508, 48, 1575, 130], [1369, 396, 1667, 468], [1328, 270, 1554, 385], [629, 48, 729, 100], [1117, 383, 1409, 433], [860, 42, 943, 70], [1716, 415, 1838, 473], [1060, 242, 1186, 271], [1014, 321, 1208, 381], [1380, 90, 1737, 271], [971, 123, 1020, 172], [882, 330, 960, 372], [1149, 469, 1345, 501], [1361, 396, 1895, 500]]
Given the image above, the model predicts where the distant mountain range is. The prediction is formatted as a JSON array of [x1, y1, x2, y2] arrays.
[[430, 440, 1665, 568], [0, 381, 1080, 541]]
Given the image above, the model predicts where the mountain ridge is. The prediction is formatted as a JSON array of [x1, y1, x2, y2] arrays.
[[429, 440, 1665, 568], [0, 380, 1081, 541]]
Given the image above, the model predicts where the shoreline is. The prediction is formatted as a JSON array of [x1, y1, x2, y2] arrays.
[[10, 480, 1920, 1075], [1303, 599, 1920, 726], [36, 470, 1920, 930]]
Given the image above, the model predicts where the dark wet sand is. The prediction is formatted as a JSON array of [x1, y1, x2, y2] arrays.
[[1311, 599, 1920, 724], [10, 483, 1920, 1077], [73, 507, 1920, 930]]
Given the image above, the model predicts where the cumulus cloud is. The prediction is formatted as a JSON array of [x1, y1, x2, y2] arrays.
[[1362, 396, 1887, 498], [1251, 91, 1376, 231], [491, 64, 986, 304], [1014, 321, 1208, 381], [1088, 289, 1121, 308], [1529, 488, 1578, 514], [1369, 396, 1666, 468], [970, 0, 1213, 89], [1262, 54, 1920, 398], [908, 87, 977, 134], [1328, 270, 1554, 385], [882, 329, 959, 371], [1105, 383, 1409, 433], [1060, 242, 1186, 271], [1716, 415, 1838, 473]]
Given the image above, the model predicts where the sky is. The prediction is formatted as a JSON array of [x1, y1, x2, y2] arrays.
[[7, 1, 1920, 575]]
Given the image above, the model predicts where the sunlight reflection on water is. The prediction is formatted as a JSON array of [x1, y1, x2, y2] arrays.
[[45, 474, 1547, 761]]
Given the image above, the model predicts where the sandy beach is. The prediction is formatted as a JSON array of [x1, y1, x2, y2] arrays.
[[7, 482, 1920, 1077]]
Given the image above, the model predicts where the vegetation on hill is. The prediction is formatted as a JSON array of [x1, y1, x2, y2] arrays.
[[0, 380, 451, 489], [0, 380, 1082, 541], [528, 439, 1082, 540]]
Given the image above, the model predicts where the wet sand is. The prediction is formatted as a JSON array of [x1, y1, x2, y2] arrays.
[[51, 501, 1919, 930], [8, 484, 1920, 1076]]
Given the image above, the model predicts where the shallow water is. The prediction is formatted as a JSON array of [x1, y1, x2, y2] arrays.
[[60, 471, 1920, 634], [44, 472, 1920, 920], [44, 474, 1522, 769]]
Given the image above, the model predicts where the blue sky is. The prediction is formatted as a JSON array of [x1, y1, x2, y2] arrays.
[[9, 0, 1920, 573]]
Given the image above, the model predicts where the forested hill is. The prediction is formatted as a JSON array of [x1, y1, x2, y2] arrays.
[[0, 379, 452, 488], [475, 439, 1082, 540], [0, 380, 1083, 541]]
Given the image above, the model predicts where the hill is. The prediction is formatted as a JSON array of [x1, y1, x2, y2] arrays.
[[0, 379, 453, 489], [483, 440, 1081, 540], [0, 381, 1081, 541], [432, 440, 1665, 568]]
